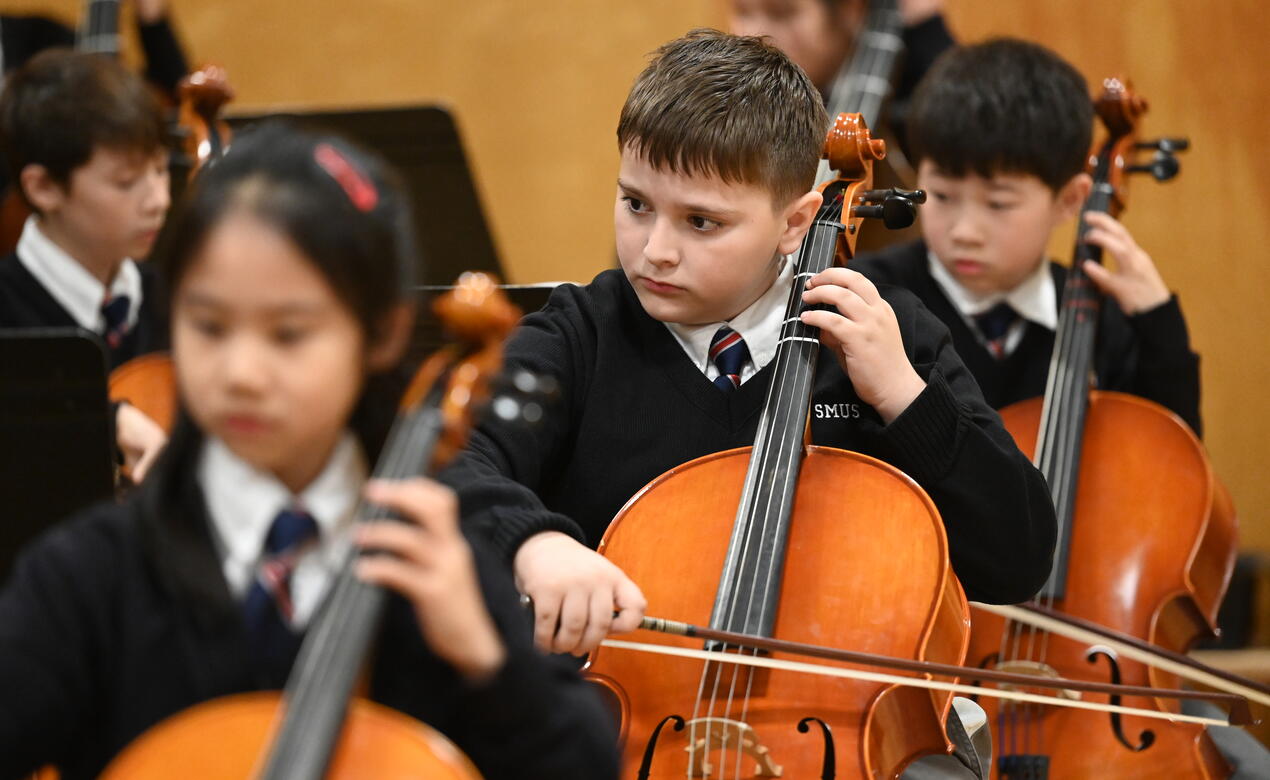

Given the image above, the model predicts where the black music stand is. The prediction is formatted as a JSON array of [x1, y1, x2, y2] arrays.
[[0, 328, 115, 578], [227, 104, 502, 287]]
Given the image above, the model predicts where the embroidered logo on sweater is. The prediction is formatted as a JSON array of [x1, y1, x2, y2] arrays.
[[813, 402, 861, 420]]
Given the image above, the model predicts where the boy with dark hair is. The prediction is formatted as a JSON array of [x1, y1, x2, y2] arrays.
[[852, 38, 1202, 434], [443, 29, 1054, 657], [0, 48, 171, 477], [850, 38, 1270, 776]]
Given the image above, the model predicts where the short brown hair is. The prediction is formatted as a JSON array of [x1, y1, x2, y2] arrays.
[[617, 29, 828, 205], [0, 49, 168, 196]]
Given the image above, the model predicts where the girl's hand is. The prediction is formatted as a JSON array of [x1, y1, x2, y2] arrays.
[[1081, 211, 1171, 315], [355, 478, 506, 683], [800, 267, 926, 423], [116, 402, 167, 483]]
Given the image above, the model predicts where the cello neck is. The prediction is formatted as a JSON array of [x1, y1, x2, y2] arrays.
[[824, 0, 903, 127], [1033, 86, 1140, 600], [707, 187, 848, 638], [816, 0, 902, 185], [259, 402, 448, 779], [78, 0, 122, 57]]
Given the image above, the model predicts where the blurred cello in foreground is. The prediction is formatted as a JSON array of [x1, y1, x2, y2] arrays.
[[100, 274, 525, 779], [967, 78, 1237, 779], [584, 112, 968, 779]]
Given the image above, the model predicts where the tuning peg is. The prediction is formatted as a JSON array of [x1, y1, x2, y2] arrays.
[[1127, 151, 1181, 182], [852, 195, 918, 230], [858, 187, 928, 205], [1136, 137, 1190, 154]]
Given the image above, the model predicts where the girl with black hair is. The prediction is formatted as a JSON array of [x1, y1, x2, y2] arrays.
[[0, 123, 618, 780]]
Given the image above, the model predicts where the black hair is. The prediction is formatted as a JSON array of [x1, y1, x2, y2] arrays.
[[0, 48, 167, 205], [907, 38, 1093, 191], [158, 121, 418, 341], [153, 122, 419, 467]]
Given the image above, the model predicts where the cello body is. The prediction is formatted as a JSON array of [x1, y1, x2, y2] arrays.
[[969, 395, 1236, 780], [588, 446, 969, 779], [102, 693, 480, 779]]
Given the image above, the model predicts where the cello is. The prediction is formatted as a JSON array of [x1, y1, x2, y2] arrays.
[[99, 273, 525, 778], [966, 78, 1238, 779], [815, 0, 923, 252], [583, 112, 967, 779]]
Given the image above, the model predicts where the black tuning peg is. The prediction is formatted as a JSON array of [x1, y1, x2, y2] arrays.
[[853, 197, 917, 230], [1128, 151, 1181, 182], [1136, 137, 1190, 154], [852, 188, 923, 230], [859, 187, 928, 205]]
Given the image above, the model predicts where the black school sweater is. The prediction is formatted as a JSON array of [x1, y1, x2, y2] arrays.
[[0, 251, 167, 371], [852, 240, 1203, 436], [0, 423, 619, 780], [442, 269, 1057, 606]]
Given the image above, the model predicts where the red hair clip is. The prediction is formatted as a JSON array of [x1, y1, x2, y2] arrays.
[[314, 143, 379, 212]]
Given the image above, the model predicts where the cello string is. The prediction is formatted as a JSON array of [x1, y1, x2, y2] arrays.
[[697, 219, 819, 776], [709, 196, 840, 775]]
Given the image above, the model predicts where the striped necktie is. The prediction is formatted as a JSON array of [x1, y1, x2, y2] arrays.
[[709, 325, 750, 392], [100, 294, 131, 350], [973, 302, 1019, 360], [242, 508, 318, 686]]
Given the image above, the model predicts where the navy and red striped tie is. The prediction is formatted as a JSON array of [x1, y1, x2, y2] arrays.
[[973, 302, 1019, 360], [243, 508, 318, 686], [100, 294, 131, 350], [709, 326, 750, 392]]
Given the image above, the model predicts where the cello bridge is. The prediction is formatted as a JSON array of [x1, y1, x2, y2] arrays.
[[994, 660, 1081, 700], [684, 717, 782, 777]]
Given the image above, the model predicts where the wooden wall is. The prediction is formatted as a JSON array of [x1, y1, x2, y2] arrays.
[[11, 0, 1268, 553]]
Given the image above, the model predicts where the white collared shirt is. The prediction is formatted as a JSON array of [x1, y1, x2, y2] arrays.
[[666, 257, 794, 384], [199, 432, 367, 628], [926, 250, 1057, 358], [15, 216, 142, 333]]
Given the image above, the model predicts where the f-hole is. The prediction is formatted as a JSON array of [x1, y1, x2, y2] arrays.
[[797, 717, 836, 779], [637, 714, 685, 780], [1086, 646, 1156, 752]]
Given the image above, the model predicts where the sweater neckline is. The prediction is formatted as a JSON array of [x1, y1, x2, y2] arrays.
[[626, 282, 780, 431]]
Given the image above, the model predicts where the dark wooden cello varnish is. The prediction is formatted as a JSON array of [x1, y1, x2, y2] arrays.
[[966, 78, 1237, 779], [583, 113, 961, 779], [98, 272, 526, 779]]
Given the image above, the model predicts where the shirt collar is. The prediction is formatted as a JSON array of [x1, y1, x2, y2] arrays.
[[198, 431, 367, 594], [15, 215, 143, 332], [926, 249, 1058, 331], [665, 256, 793, 374]]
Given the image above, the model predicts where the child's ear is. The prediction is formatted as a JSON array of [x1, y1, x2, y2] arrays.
[[776, 190, 824, 255], [366, 302, 416, 371], [19, 164, 66, 214], [1052, 172, 1092, 224]]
